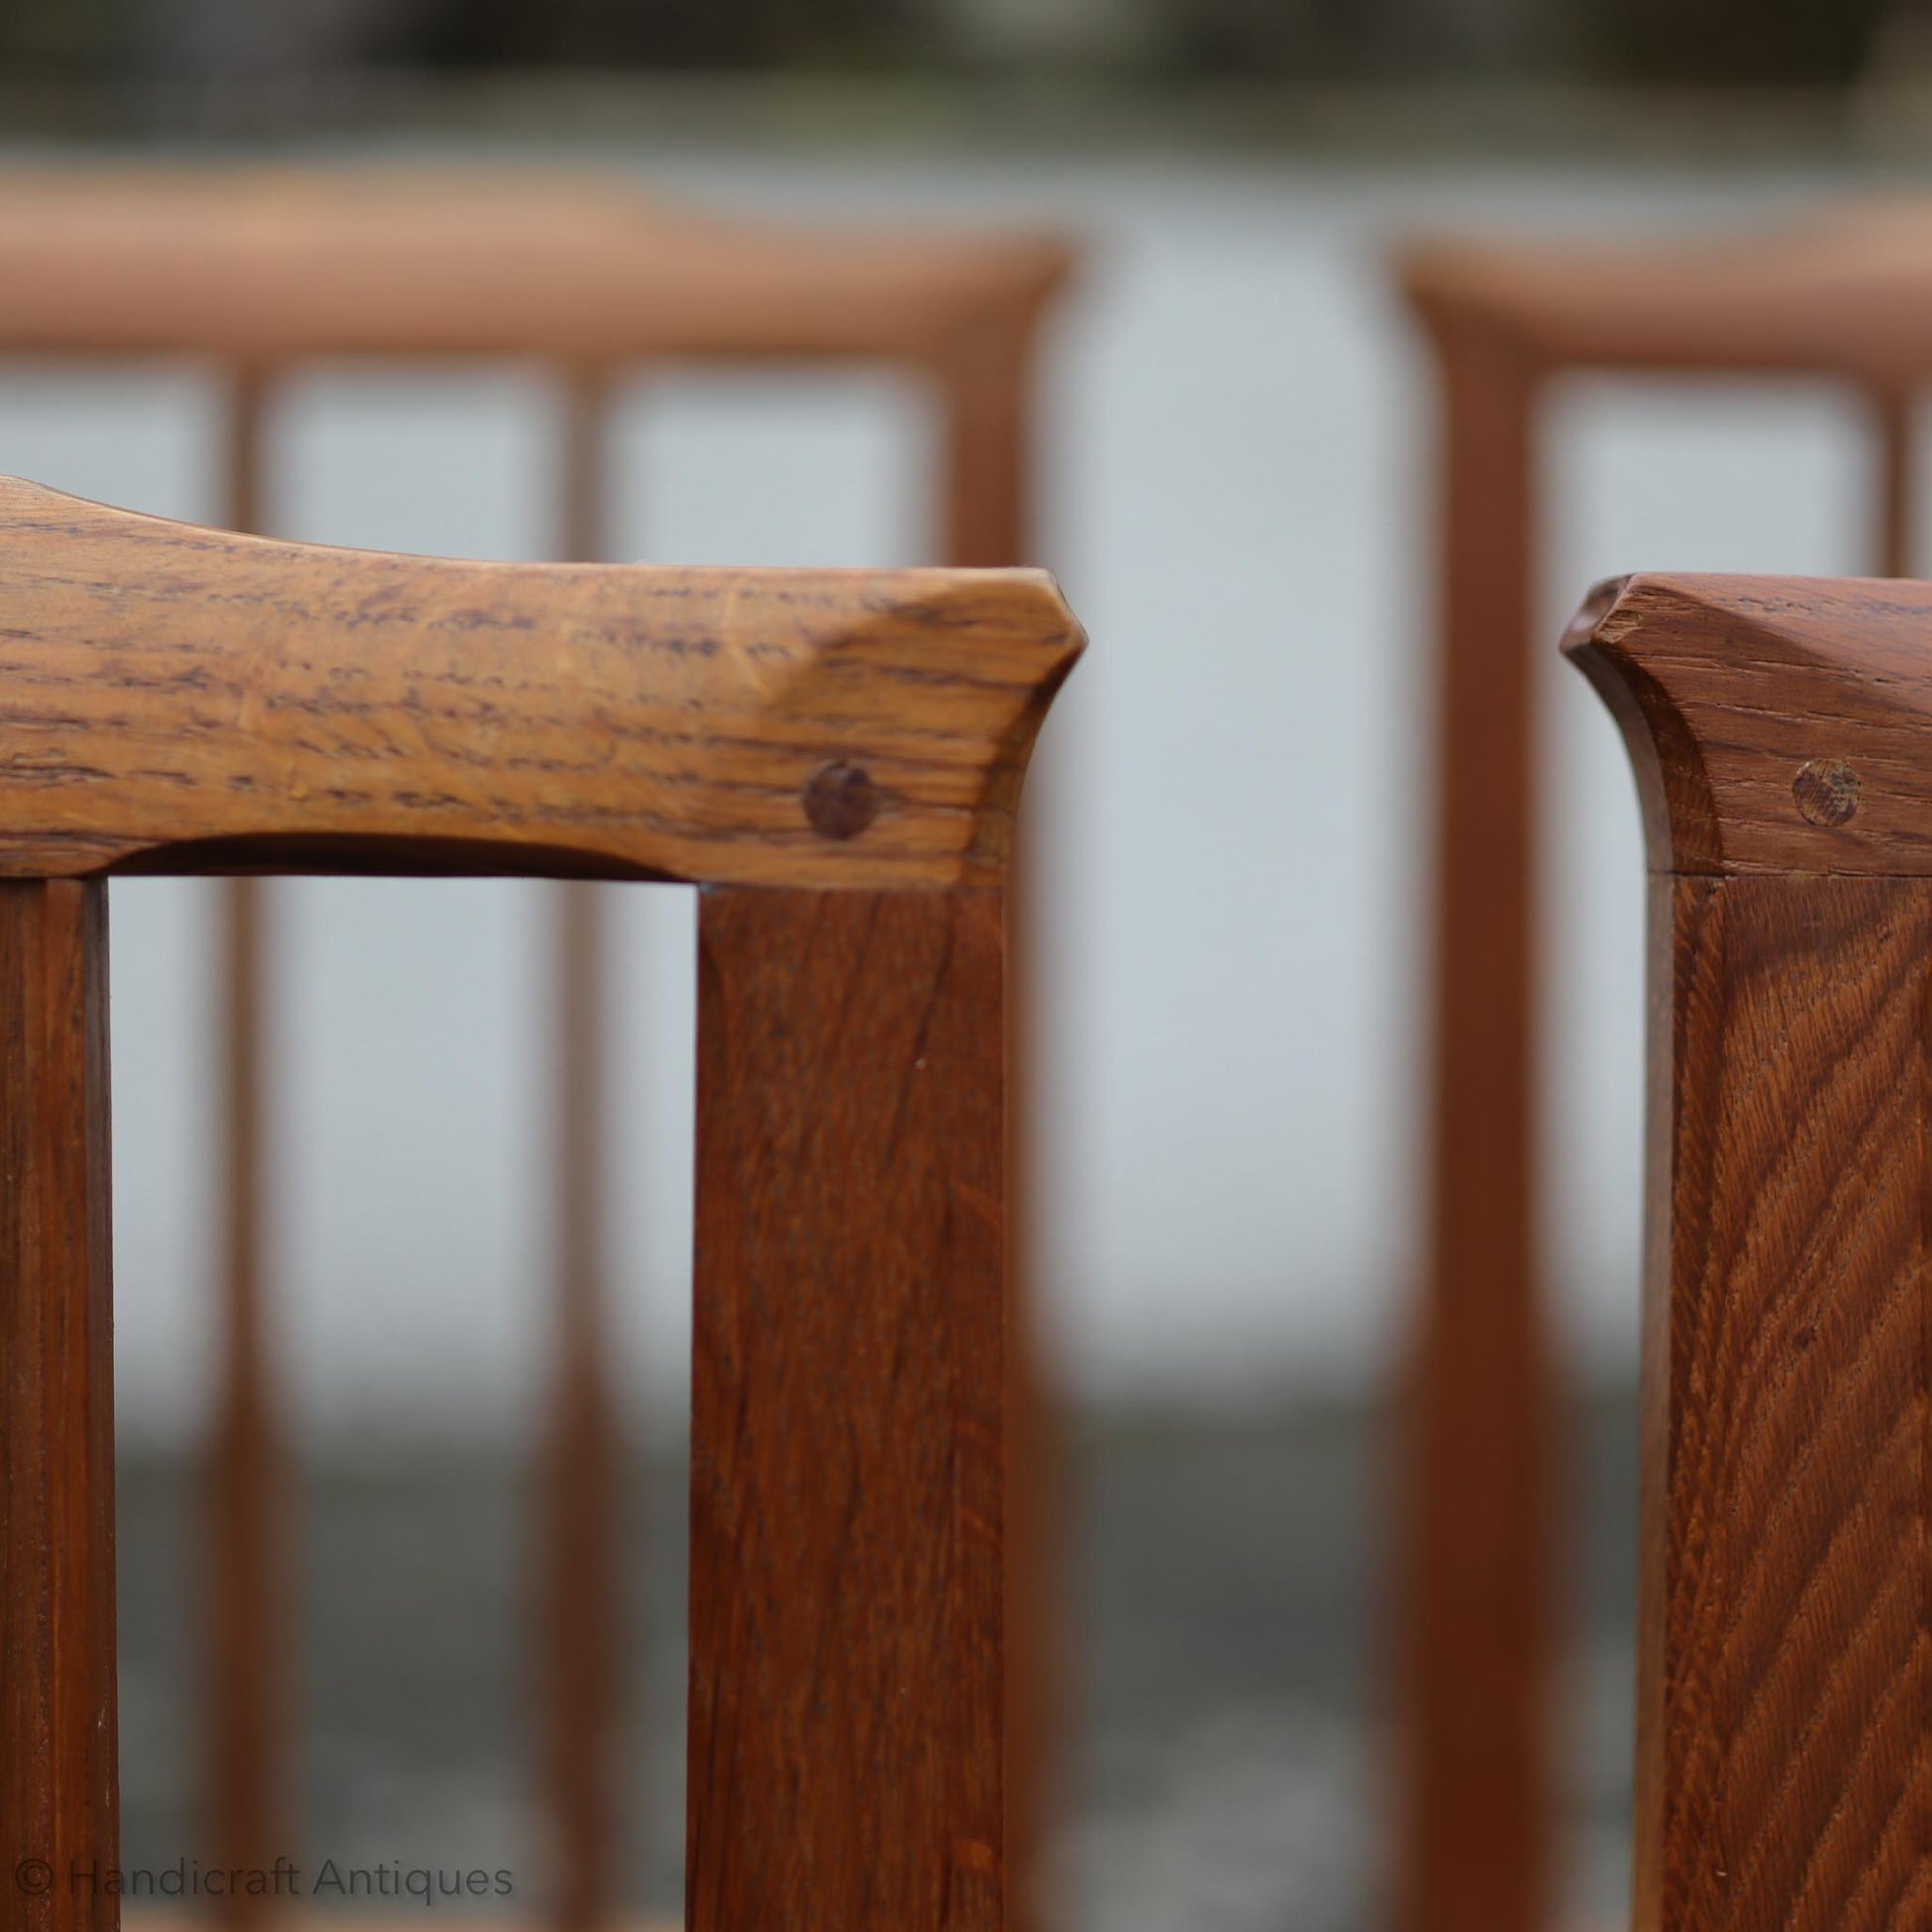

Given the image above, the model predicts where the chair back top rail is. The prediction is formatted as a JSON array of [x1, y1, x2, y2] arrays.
[[0, 477, 1082, 887], [0, 168, 1075, 366], [1403, 205, 1932, 382], [1565, 571, 1932, 878]]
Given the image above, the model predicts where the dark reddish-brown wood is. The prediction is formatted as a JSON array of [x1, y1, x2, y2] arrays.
[[1399, 305, 1550, 1932], [1569, 571, 1932, 1931], [689, 885, 1009, 1932], [938, 308, 1057, 1932], [1401, 216, 1932, 1932], [0, 879, 116, 1932], [1644, 874, 1932, 1932]]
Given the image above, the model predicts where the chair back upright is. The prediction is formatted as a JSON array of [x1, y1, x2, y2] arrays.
[[0, 476, 1083, 1932]]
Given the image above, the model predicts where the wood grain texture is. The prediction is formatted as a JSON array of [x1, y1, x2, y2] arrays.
[[1566, 571, 1932, 877], [0, 879, 116, 1932], [0, 476, 1081, 888], [689, 886, 1007, 1932], [1397, 305, 1552, 1932], [1403, 218, 1932, 1932], [1639, 873, 1932, 1932], [1571, 576, 1932, 1929], [0, 169, 1072, 368]]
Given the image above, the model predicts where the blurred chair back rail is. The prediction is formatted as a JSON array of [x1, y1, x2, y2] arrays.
[[0, 478, 1083, 1932], [1565, 571, 1932, 1932], [1397, 208, 1932, 1932], [0, 167, 1073, 1932]]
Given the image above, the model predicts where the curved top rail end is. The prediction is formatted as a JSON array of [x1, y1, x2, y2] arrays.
[[1563, 570, 1932, 878], [0, 477, 1084, 890]]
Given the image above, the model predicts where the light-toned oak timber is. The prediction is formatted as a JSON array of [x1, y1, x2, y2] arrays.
[[0, 477, 1082, 888], [0, 168, 1072, 369], [1566, 570, 1932, 877]]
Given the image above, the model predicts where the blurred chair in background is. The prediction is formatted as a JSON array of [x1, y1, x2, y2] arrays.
[[0, 476, 1082, 1932], [0, 170, 1072, 1931], [1565, 568, 1932, 1932], [1398, 209, 1932, 1932]]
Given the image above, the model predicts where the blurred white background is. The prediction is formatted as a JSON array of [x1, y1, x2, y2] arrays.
[[2, 143, 1898, 1448]]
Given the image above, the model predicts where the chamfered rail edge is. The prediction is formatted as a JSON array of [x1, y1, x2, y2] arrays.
[[1562, 570, 1932, 879], [0, 476, 1084, 888]]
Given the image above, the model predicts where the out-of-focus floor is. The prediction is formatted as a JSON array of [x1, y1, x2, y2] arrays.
[[118, 1387, 1639, 1932]]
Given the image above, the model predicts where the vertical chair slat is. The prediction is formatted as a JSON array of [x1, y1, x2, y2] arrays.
[[0, 480, 1080, 1927], [542, 367, 621, 1932], [1640, 873, 1932, 1931], [939, 332, 1029, 572], [1401, 313, 1551, 1932], [1567, 569, 1932, 1930], [1875, 387, 1917, 579], [0, 879, 116, 1932], [688, 886, 1008, 1932], [210, 369, 281, 1926], [939, 321, 1053, 1932], [1402, 227, 1932, 1932], [545, 866, 619, 1929]]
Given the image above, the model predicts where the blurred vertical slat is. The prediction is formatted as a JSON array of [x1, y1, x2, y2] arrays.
[[688, 886, 1008, 1932], [1875, 386, 1916, 578], [209, 369, 281, 1930], [1401, 315, 1551, 1932], [0, 878, 117, 1932], [543, 366, 621, 1932], [939, 322, 1054, 1932]]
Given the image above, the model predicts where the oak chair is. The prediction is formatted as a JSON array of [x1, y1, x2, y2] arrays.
[[0, 474, 1082, 1932], [1564, 569, 1932, 1932], [0, 166, 1074, 1930], [1397, 207, 1932, 1932]]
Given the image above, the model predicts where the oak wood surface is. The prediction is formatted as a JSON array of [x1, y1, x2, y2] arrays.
[[0, 161, 1073, 1932], [934, 292, 1055, 1932], [0, 169, 1072, 369], [0, 476, 1080, 889], [1645, 873, 1932, 1932], [1568, 570, 1932, 877], [0, 879, 116, 1932], [1402, 216, 1932, 1932], [0, 489, 1075, 1932], [689, 885, 1009, 1932], [1570, 573, 1932, 1930]]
